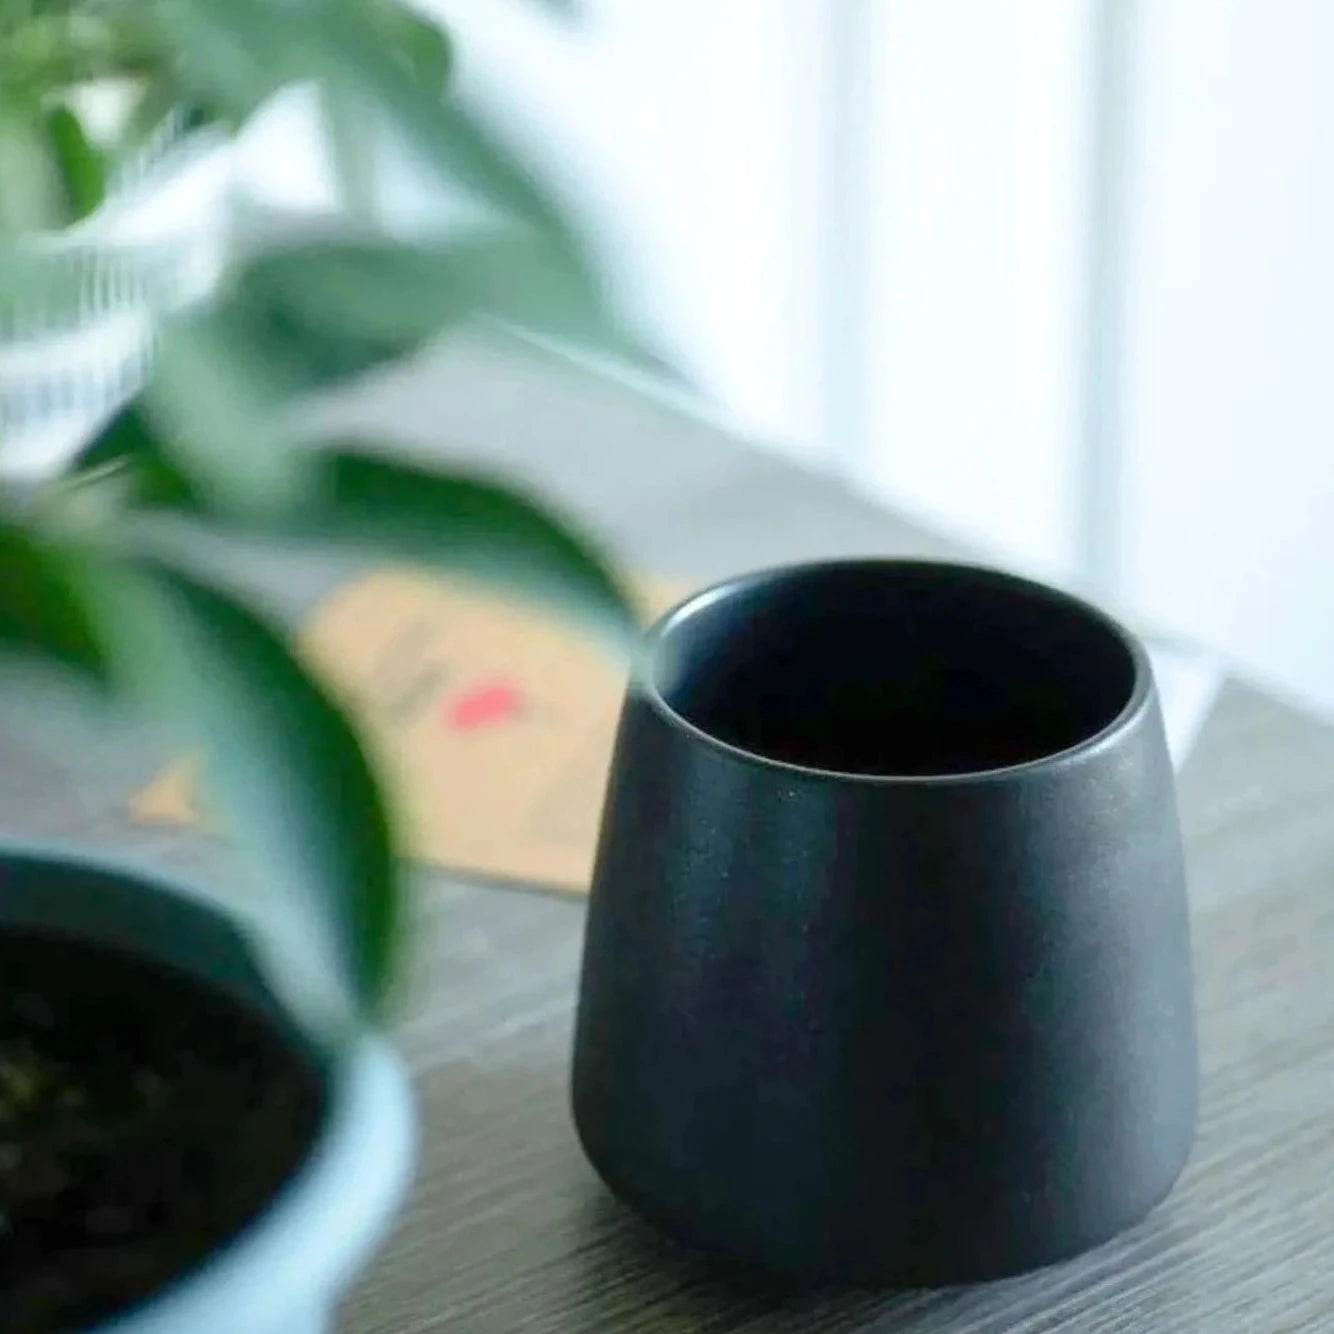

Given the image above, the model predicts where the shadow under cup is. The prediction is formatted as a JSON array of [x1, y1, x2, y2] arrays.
[[573, 561, 1197, 1285]]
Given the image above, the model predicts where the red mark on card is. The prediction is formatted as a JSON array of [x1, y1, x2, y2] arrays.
[[447, 678, 523, 732]]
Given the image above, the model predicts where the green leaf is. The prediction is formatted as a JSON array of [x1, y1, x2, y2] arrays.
[[0, 7, 160, 101], [152, 0, 312, 128], [203, 279, 400, 400], [321, 82, 379, 224], [310, 1, 572, 241], [165, 238, 538, 407], [145, 303, 314, 514], [74, 401, 162, 475], [163, 0, 550, 236], [240, 238, 478, 346], [230, 232, 669, 386], [72, 411, 637, 647], [0, 518, 109, 682], [44, 104, 105, 222], [158, 238, 526, 415], [72, 402, 191, 497], [106, 560, 401, 1021], [370, 2, 453, 94], [0, 105, 70, 232], [289, 451, 637, 645]]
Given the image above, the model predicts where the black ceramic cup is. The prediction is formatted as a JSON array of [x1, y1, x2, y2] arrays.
[[572, 560, 1196, 1284]]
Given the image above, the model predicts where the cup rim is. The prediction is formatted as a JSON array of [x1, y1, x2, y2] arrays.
[[636, 559, 1155, 786]]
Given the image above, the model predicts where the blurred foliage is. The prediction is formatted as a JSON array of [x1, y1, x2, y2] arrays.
[[0, 0, 455, 226], [0, 1, 159, 102], [0, 0, 658, 1041]]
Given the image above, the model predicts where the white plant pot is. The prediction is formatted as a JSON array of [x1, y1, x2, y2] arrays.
[[0, 128, 234, 482]]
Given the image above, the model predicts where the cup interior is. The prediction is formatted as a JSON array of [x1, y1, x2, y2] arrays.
[[649, 563, 1141, 777]]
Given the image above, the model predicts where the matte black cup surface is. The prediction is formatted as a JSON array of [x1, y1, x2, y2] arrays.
[[573, 560, 1196, 1284]]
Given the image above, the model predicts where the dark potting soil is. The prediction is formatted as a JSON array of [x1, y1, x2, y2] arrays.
[[0, 929, 324, 1334]]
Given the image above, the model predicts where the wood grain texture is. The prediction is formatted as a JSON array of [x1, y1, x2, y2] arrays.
[[3, 335, 1331, 1332]]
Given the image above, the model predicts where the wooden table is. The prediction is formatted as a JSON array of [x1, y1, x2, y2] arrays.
[[5, 337, 1333, 1332]]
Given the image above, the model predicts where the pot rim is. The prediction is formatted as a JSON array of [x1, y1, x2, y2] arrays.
[[639, 558, 1156, 787]]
